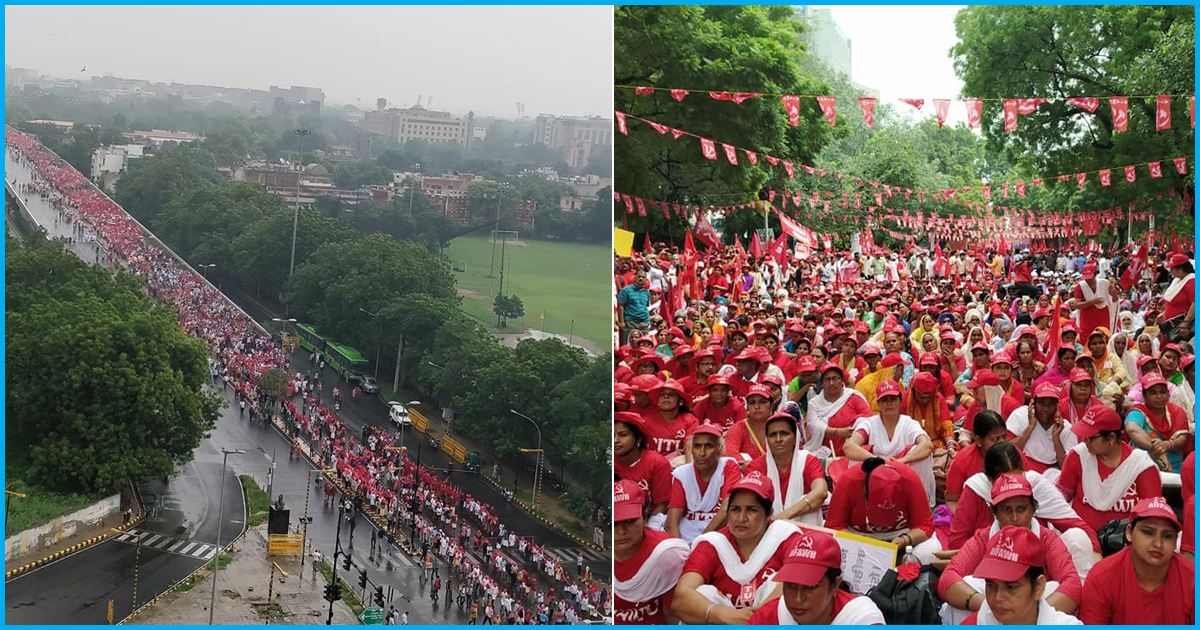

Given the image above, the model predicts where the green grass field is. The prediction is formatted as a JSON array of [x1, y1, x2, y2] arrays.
[[445, 235, 610, 351]]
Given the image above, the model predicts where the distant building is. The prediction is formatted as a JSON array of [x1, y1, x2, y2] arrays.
[[361, 105, 475, 146], [231, 161, 388, 208], [560, 195, 585, 212], [5, 66, 37, 89], [24, 119, 75, 129], [472, 126, 488, 140], [125, 129, 203, 147], [90, 144, 149, 192], [794, 6, 879, 98], [533, 115, 611, 170], [270, 85, 324, 116]]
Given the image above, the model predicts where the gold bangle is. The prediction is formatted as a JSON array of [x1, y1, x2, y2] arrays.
[[704, 603, 717, 624]]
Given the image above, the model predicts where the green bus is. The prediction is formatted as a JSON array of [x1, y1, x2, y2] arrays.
[[295, 323, 368, 383]]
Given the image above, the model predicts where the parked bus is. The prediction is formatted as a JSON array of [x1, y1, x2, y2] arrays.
[[295, 323, 368, 383]]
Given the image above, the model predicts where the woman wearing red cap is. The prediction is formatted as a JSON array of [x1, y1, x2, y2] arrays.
[[907, 372, 957, 491], [824, 457, 936, 560], [640, 380, 699, 466], [1057, 368, 1100, 426], [1124, 371, 1193, 473], [1070, 262, 1118, 341], [835, 336, 867, 385], [845, 380, 936, 505], [957, 526, 1083, 625], [1078, 497, 1194, 625], [1055, 405, 1162, 532], [1159, 253, 1194, 341], [805, 363, 872, 458], [691, 374, 747, 432], [1012, 339, 1046, 397], [614, 481, 690, 624], [1006, 382, 1080, 475], [989, 351, 1026, 405], [723, 384, 773, 465], [614, 412, 672, 528], [946, 410, 1016, 511], [745, 531, 886, 624], [954, 369, 1023, 437], [665, 424, 741, 544], [672, 472, 804, 624], [919, 351, 958, 402], [746, 412, 827, 526]]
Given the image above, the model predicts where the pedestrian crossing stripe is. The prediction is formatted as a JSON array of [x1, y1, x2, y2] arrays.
[[114, 529, 216, 560], [544, 547, 608, 564]]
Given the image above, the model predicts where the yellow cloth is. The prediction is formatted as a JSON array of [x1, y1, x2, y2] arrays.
[[855, 368, 889, 414]]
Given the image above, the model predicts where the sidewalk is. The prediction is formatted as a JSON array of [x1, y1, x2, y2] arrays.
[[127, 525, 360, 625]]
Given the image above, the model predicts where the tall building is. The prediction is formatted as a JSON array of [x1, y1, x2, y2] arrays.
[[794, 6, 878, 98], [270, 85, 324, 116], [533, 115, 612, 170], [361, 105, 475, 146]]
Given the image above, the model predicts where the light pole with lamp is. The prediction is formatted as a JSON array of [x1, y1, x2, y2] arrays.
[[209, 448, 246, 625], [300, 467, 335, 583], [288, 128, 311, 296], [111, 528, 141, 616], [508, 410, 543, 512], [198, 263, 217, 280], [425, 361, 455, 436], [358, 308, 382, 379]]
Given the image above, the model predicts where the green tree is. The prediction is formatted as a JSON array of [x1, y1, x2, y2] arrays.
[[255, 368, 290, 405], [230, 206, 358, 299], [493, 294, 525, 327], [113, 145, 226, 225], [332, 159, 393, 189], [152, 182, 287, 267]]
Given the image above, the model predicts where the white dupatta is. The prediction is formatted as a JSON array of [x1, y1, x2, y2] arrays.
[[773, 592, 885, 625], [765, 448, 823, 526], [1078, 277, 1117, 332], [614, 536, 690, 603], [692, 519, 798, 584], [1072, 442, 1155, 511]]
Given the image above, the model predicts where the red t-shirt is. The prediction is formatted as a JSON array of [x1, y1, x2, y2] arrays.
[[947, 485, 1100, 552], [668, 461, 742, 511], [723, 419, 766, 462], [674, 373, 712, 405], [938, 526, 1082, 604], [1056, 443, 1163, 532], [640, 410, 699, 459], [614, 449, 673, 506], [946, 443, 985, 500], [681, 526, 802, 604], [1078, 547, 1195, 625], [692, 396, 747, 432], [745, 591, 881, 624], [1072, 282, 1112, 339], [822, 393, 873, 456], [745, 453, 824, 501], [824, 462, 934, 537], [1161, 277, 1194, 321], [614, 528, 682, 624]]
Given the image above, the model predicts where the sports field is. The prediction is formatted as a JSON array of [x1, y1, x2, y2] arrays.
[[446, 235, 610, 351]]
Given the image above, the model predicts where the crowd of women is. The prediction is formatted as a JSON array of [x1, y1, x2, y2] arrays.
[[5, 128, 606, 625], [614, 238, 1194, 625]]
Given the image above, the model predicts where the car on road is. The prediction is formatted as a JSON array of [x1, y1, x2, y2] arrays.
[[389, 401, 411, 427], [360, 375, 379, 394]]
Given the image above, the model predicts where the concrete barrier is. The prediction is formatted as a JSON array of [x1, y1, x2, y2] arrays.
[[4, 493, 120, 562]]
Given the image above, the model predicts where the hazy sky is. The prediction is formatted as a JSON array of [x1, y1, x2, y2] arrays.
[[810, 5, 970, 127], [5, 5, 612, 118]]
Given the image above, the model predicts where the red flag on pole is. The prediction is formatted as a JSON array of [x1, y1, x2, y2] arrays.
[[750, 232, 764, 259], [735, 236, 748, 263], [768, 232, 789, 267], [643, 233, 652, 253]]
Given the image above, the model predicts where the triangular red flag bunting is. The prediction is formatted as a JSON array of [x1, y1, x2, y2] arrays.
[[699, 137, 717, 160], [1077, 172, 1087, 189], [982, 186, 991, 202], [1016, 182, 1026, 197], [616, 111, 628, 135], [635, 197, 647, 217], [1125, 165, 1137, 183], [933, 99, 950, 128], [671, 89, 689, 102], [621, 194, 634, 214], [767, 190, 776, 204], [1003, 99, 1018, 132], [765, 155, 778, 166], [647, 121, 669, 134], [731, 93, 760, 104], [900, 98, 924, 110], [634, 86, 654, 96], [743, 150, 757, 166], [722, 143, 738, 165], [859, 97, 876, 127], [1149, 161, 1163, 178], [659, 200, 670, 220], [781, 95, 801, 126], [816, 96, 837, 126], [1017, 98, 1045, 115], [1174, 157, 1188, 174], [964, 99, 982, 129], [1099, 169, 1111, 186], [1067, 97, 1099, 113], [783, 161, 794, 179], [1001, 183, 1009, 199], [709, 91, 733, 102], [1156, 95, 1172, 130], [670, 128, 685, 139], [1110, 97, 1128, 132]]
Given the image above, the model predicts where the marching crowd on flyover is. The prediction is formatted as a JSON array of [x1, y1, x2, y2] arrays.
[[6, 127, 607, 625], [613, 236, 1194, 625]]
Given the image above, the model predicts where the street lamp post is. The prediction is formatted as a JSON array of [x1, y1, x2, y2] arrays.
[[359, 308, 381, 379], [198, 263, 217, 280], [508, 410, 543, 512], [209, 448, 246, 625], [288, 128, 311, 287]]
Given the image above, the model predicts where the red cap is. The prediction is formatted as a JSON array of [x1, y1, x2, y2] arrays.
[[1033, 382, 1060, 400], [991, 351, 1013, 366], [1061, 322, 1079, 335], [1068, 368, 1094, 384], [1137, 354, 1159, 369], [631, 352, 665, 371], [864, 464, 904, 526], [614, 411, 646, 434], [613, 480, 645, 522], [1182, 355, 1195, 371], [991, 473, 1033, 505], [653, 379, 687, 400], [746, 384, 773, 401], [974, 526, 1044, 582], [787, 321, 805, 333], [1032, 307, 1052, 320], [706, 373, 733, 389], [760, 373, 785, 388], [1162, 343, 1183, 357], [1129, 496, 1182, 529], [794, 355, 818, 374], [688, 423, 724, 440], [765, 411, 798, 433], [879, 353, 909, 369], [1070, 403, 1123, 440], [774, 531, 843, 586], [1081, 263, 1097, 279], [939, 329, 957, 341], [728, 328, 751, 340], [693, 348, 717, 362], [965, 369, 1002, 389], [875, 380, 903, 401], [630, 374, 662, 393], [1140, 371, 1169, 391], [729, 471, 774, 501], [971, 341, 991, 354], [755, 346, 773, 364], [911, 372, 939, 396], [673, 345, 695, 359], [819, 362, 847, 380], [919, 353, 941, 368], [1167, 253, 1191, 268], [734, 347, 763, 363]]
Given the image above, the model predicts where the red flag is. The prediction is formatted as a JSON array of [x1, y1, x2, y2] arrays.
[[635, 197, 647, 216], [1171, 231, 1184, 256], [1149, 161, 1163, 178], [683, 229, 697, 261], [982, 186, 991, 202], [1156, 95, 1172, 130], [616, 111, 628, 135], [750, 232, 764, 259], [964, 98, 982, 129], [1003, 99, 1018, 132], [781, 95, 801, 126], [643, 232, 652, 253], [933, 99, 950, 128], [693, 213, 721, 250], [735, 235, 748, 262], [900, 98, 924, 110], [1119, 243, 1147, 290], [816, 96, 837, 126], [634, 86, 654, 96], [1067, 97, 1099, 113], [1099, 169, 1111, 187], [1017, 98, 1045, 114], [670, 89, 689, 102], [1016, 182, 1026, 197], [743, 150, 758, 166], [700, 137, 717, 160], [1110, 97, 1128, 131], [722, 143, 738, 165], [1174, 157, 1188, 174], [768, 232, 789, 267], [621, 193, 635, 215], [1125, 165, 1137, 183], [859, 97, 877, 127], [1077, 172, 1087, 189]]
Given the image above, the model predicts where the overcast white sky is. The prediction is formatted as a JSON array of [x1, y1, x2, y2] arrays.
[[811, 5, 970, 127], [5, 5, 612, 119]]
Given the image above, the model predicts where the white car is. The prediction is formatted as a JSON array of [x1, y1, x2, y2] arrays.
[[389, 402, 411, 427]]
